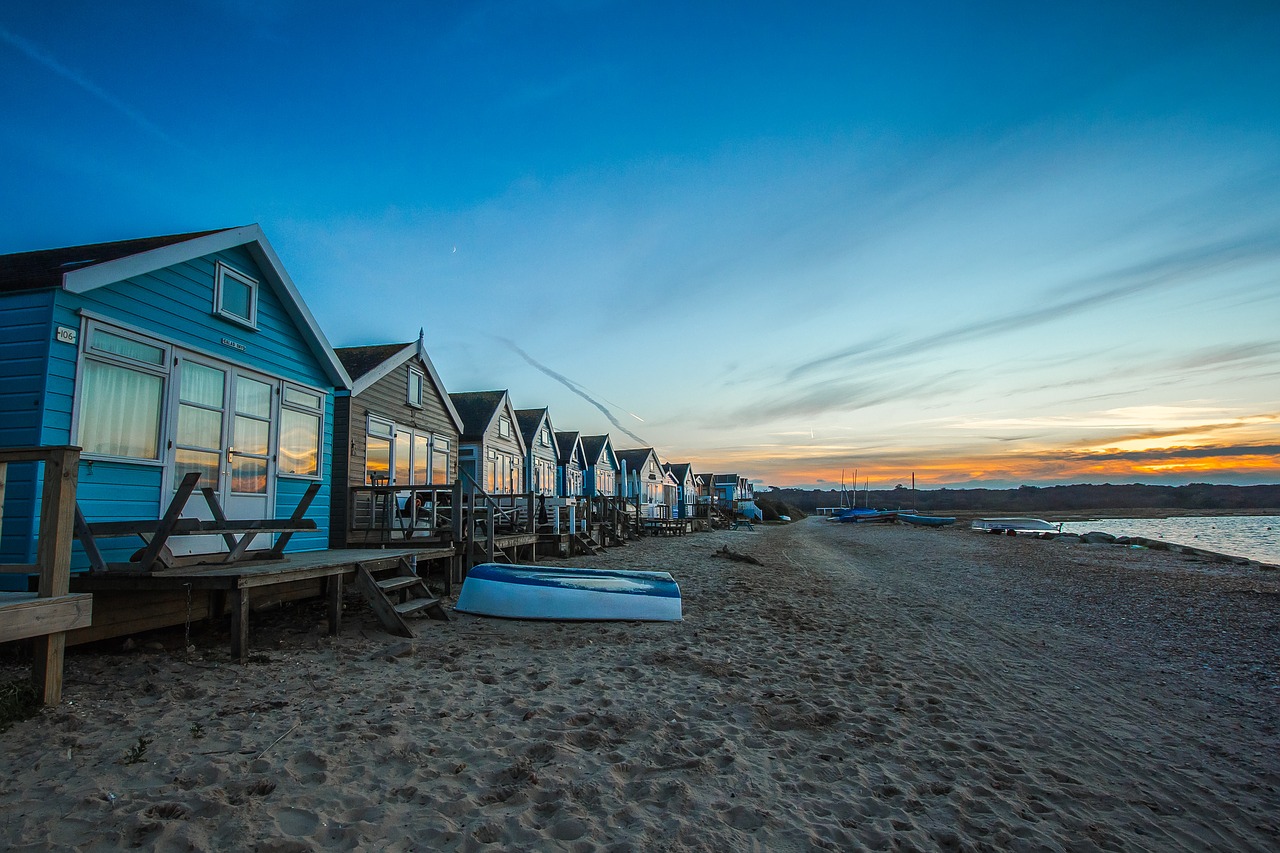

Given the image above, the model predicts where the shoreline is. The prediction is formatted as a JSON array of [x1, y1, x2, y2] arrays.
[[2, 519, 1277, 850]]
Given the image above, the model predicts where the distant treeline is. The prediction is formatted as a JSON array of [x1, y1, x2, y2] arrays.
[[759, 483, 1280, 513]]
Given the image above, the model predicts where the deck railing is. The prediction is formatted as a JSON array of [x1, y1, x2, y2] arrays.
[[0, 446, 92, 704], [346, 482, 457, 544]]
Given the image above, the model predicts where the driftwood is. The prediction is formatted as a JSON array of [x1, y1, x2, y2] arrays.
[[714, 545, 763, 566]]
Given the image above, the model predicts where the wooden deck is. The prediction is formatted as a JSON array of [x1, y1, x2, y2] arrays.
[[71, 546, 454, 661], [0, 592, 93, 645]]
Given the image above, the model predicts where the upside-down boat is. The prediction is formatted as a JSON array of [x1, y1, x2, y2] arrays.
[[454, 563, 683, 621], [898, 513, 956, 527], [970, 517, 1061, 535]]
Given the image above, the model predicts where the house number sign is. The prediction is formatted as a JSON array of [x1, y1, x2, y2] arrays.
[[55, 326, 77, 344]]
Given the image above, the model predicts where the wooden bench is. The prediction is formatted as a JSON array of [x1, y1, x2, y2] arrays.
[[76, 472, 320, 574], [731, 519, 755, 531]]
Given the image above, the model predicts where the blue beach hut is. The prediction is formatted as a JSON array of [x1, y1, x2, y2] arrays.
[[0, 225, 350, 586]]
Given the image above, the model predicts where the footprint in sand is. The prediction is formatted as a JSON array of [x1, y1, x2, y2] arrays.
[[274, 806, 320, 836]]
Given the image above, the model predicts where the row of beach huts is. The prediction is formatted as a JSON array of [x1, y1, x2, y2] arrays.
[[0, 225, 759, 701]]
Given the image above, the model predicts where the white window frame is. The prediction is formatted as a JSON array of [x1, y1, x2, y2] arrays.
[[278, 381, 325, 479], [407, 367, 425, 408], [498, 416, 511, 438], [213, 261, 259, 330], [74, 319, 172, 465]]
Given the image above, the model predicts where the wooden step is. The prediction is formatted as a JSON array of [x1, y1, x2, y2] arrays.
[[395, 596, 448, 620], [395, 596, 438, 615], [377, 576, 420, 593]]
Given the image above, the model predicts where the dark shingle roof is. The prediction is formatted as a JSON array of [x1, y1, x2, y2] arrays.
[[664, 462, 693, 481], [615, 448, 656, 471], [580, 435, 613, 466], [448, 390, 507, 439], [513, 408, 548, 448], [334, 343, 412, 381], [0, 227, 237, 293], [554, 430, 581, 465]]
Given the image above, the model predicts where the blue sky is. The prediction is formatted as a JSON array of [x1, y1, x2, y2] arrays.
[[3, 1, 1278, 487]]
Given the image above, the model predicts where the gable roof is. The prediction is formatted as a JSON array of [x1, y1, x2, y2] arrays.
[[615, 448, 660, 473], [336, 343, 407, 381], [514, 407, 551, 449], [554, 430, 584, 466], [334, 333, 464, 433], [580, 434, 616, 468], [0, 224, 351, 389], [449, 390, 526, 453], [663, 462, 694, 482], [0, 228, 234, 293]]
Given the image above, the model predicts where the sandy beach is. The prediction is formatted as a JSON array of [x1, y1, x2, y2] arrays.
[[2, 518, 1277, 851]]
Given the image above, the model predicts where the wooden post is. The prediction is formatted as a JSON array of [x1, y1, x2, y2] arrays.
[[326, 574, 342, 635], [32, 447, 79, 704], [230, 586, 249, 663]]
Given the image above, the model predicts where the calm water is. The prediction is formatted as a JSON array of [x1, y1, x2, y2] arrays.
[[1059, 515, 1280, 565]]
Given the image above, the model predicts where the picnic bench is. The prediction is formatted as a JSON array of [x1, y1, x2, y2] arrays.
[[730, 519, 755, 531], [641, 518, 689, 536], [75, 472, 319, 574]]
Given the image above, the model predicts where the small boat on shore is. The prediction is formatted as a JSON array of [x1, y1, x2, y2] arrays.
[[971, 517, 1061, 535], [837, 508, 898, 523], [455, 563, 683, 621], [899, 513, 956, 527]]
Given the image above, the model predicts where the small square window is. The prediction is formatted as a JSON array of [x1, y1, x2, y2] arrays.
[[407, 368, 425, 408], [499, 417, 511, 438], [214, 262, 259, 328]]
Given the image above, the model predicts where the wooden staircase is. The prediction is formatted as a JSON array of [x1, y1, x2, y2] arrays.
[[354, 558, 448, 637], [573, 532, 603, 556]]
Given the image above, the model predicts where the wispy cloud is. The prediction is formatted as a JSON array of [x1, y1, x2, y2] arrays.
[[500, 338, 648, 444], [788, 231, 1280, 380], [0, 26, 180, 147]]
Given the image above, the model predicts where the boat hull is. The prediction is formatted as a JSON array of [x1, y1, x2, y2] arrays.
[[971, 517, 1060, 534], [899, 514, 956, 527], [455, 563, 683, 621]]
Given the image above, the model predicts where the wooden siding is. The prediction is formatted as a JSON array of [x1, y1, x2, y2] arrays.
[[41, 245, 334, 559], [0, 291, 55, 568], [330, 358, 459, 546], [463, 403, 524, 493]]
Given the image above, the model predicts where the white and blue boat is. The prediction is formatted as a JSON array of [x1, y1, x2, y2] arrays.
[[898, 513, 956, 527], [455, 563, 683, 622]]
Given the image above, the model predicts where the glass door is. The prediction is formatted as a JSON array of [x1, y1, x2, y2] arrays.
[[226, 373, 274, 550], [167, 357, 277, 555]]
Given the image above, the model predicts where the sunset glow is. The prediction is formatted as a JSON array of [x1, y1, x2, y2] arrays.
[[2, 3, 1277, 489]]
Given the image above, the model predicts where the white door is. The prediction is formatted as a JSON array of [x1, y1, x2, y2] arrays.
[[167, 357, 276, 556]]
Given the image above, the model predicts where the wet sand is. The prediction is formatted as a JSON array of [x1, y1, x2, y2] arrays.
[[2, 518, 1277, 851]]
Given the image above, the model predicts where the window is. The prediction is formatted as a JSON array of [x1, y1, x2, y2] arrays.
[[214, 262, 258, 328], [365, 416, 394, 484], [78, 323, 170, 461], [407, 368, 424, 408], [498, 417, 511, 438], [413, 433, 430, 484], [431, 437, 449, 484], [540, 427, 550, 447], [280, 383, 323, 477]]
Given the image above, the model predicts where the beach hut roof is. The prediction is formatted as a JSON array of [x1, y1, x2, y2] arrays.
[[514, 407, 552, 448], [334, 333, 464, 432], [449, 390, 525, 451], [554, 430, 583, 465], [0, 224, 351, 388], [580, 434, 616, 467], [615, 448, 659, 471], [664, 462, 694, 480]]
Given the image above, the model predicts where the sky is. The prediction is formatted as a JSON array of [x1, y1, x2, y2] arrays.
[[2, 1, 1278, 489]]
